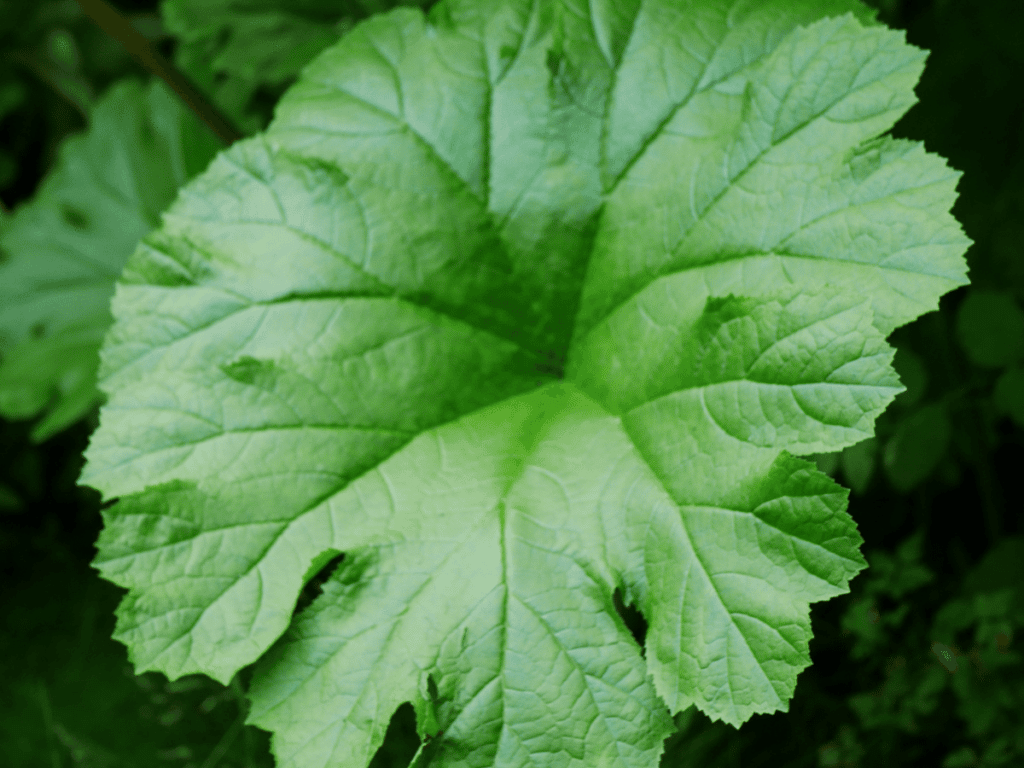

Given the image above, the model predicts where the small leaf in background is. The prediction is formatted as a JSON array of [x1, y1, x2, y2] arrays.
[[892, 346, 928, 407], [942, 746, 979, 768], [46, 28, 81, 72], [955, 289, 1024, 368], [808, 450, 841, 477], [0, 79, 27, 117], [842, 532, 935, 658], [0, 479, 22, 513], [871, 532, 936, 600], [162, 0, 350, 87], [960, 536, 1024, 598], [160, 0, 434, 133], [817, 724, 864, 768], [841, 596, 886, 658], [0, 78, 220, 442], [883, 402, 952, 492], [841, 437, 877, 495]]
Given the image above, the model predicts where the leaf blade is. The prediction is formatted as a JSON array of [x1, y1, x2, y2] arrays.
[[78, 0, 971, 764]]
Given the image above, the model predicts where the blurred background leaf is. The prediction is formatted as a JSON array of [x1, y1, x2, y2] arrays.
[[159, 0, 436, 133], [0, 78, 221, 442]]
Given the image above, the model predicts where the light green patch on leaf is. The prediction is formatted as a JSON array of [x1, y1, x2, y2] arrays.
[[79, 0, 970, 765], [0, 79, 220, 442]]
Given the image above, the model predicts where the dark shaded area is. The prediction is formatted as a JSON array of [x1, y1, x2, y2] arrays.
[[368, 703, 420, 768], [0, 0, 160, 209], [614, 587, 649, 659], [0, 416, 276, 767], [293, 551, 346, 616]]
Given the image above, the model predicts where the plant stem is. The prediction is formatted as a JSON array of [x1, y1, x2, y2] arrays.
[[73, 0, 243, 145]]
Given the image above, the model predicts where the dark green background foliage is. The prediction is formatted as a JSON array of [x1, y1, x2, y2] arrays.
[[1, 0, 1021, 766]]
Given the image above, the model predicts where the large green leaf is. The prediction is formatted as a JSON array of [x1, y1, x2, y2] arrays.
[[79, 0, 971, 765], [0, 79, 220, 442]]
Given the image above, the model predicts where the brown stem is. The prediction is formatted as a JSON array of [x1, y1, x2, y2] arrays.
[[73, 0, 243, 145]]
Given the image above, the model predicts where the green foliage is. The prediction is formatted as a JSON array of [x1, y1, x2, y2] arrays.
[[0, 417, 274, 767], [882, 402, 952, 492], [0, 0, 157, 204], [842, 536, 1024, 767], [994, 366, 1024, 428], [654, 531, 1024, 768], [956, 290, 1024, 369], [73, 0, 971, 765], [0, 79, 219, 442], [5, 0, 1023, 766], [161, 0, 437, 134]]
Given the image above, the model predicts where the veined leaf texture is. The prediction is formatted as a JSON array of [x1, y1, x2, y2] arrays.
[[77, 1, 970, 766]]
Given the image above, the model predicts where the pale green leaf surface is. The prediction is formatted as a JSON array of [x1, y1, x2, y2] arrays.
[[0, 79, 219, 442], [80, 1, 970, 765]]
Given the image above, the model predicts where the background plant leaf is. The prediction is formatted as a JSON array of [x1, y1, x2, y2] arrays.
[[955, 289, 1024, 369], [161, 0, 437, 134], [0, 78, 220, 442]]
